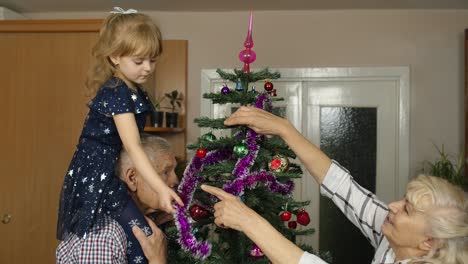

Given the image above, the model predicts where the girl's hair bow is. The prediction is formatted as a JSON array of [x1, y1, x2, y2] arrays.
[[110, 7, 138, 14]]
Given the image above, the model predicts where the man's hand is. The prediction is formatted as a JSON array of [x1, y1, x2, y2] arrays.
[[132, 216, 167, 264]]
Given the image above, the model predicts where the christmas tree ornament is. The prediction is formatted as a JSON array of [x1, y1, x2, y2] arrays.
[[201, 132, 217, 142], [249, 244, 264, 259], [239, 12, 256, 73], [221, 85, 230, 95], [269, 154, 289, 173], [189, 204, 209, 221], [196, 147, 207, 158], [280, 211, 292, 221], [249, 86, 257, 94], [296, 209, 311, 226], [264, 80, 274, 92], [264, 80, 277, 97], [288, 221, 297, 229], [233, 143, 249, 158], [235, 78, 244, 92]]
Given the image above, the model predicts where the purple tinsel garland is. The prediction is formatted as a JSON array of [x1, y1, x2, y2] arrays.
[[174, 148, 231, 259], [174, 93, 294, 259]]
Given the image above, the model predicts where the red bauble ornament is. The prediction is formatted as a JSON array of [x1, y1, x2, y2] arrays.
[[280, 211, 292, 221], [189, 204, 209, 221], [264, 81, 274, 92], [196, 147, 207, 158], [296, 209, 311, 226], [288, 221, 297, 229], [269, 154, 289, 173], [269, 158, 282, 170]]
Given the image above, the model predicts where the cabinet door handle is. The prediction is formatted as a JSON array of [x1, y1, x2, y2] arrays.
[[2, 213, 12, 224]]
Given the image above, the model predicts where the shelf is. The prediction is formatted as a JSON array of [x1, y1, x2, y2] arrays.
[[144, 126, 185, 133]]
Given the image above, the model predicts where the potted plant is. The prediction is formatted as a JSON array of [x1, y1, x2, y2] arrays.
[[422, 144, 467, 191], [150, 95, 165, 127], [164, 90, 183, 128]]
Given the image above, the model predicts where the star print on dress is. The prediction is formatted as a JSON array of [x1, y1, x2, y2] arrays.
[[142, 226, 151, 236], [82, 177, 88, 183], [102, 101, 108, 107], [100, 173, 107, 181], [128, 219, 140, 227], [134, 256, 144, 263], [131, 94, 137, 101], [68, 170, 74, 177], [104, 128, 110, 134], [88, 184, 94, 193]]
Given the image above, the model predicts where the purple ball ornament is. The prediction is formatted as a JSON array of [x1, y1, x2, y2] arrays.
[[249, 244, 265, 259], [221, 85, 230, 95]]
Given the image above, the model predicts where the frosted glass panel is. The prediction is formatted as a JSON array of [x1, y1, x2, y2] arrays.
[[319, 107, 377, 264]]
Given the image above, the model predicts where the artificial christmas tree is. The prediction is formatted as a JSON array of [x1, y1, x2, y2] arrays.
[[164, 12, 331, 263]]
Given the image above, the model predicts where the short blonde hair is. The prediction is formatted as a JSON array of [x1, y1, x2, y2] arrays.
[[86, 13, 163, 95], [406, 175, 468, 264]]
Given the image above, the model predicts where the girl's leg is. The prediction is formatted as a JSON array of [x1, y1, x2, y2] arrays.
[[116, 199, 153, 264]]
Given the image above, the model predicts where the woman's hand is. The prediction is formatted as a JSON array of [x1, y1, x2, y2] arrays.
[[201, 184, 257, 232], [224, 106, 292, 138], [132, 216, 167, 264]]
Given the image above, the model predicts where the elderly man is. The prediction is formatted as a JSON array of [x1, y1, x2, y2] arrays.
[[56, 135, 179, 264]]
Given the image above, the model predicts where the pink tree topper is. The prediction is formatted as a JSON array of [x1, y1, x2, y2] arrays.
[[238, 11, 256, 73]]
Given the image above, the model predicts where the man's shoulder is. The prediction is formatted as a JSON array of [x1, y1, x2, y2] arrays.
[[92, 217, 126, 241], [56, 217, 127, 263]]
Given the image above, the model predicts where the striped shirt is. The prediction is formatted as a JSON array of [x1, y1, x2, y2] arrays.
[[56, 217, 127, 264], [299, 161, 410, 264]]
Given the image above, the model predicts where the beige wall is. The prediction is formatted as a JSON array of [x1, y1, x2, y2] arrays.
[[26, 10, 468, 178]]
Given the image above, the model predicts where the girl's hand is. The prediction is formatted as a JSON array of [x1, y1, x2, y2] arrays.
[[224, 106, 292, 138], [157, 184, 183, 214], [201, 184, 257, 232]]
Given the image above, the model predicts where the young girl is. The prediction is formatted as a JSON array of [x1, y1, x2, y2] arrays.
[[57, 8, 182, 263]]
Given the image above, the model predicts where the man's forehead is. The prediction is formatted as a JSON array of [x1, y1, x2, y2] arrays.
[[155, 153, 176, 166]]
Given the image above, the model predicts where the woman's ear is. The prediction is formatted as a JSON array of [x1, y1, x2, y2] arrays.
[[124, 167, 138, 192], [419, 237, 435, 252]]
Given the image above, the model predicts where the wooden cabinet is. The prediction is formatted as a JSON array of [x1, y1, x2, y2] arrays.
[[145, 39, 188, 161], [465, 29, 468, 178], [0, 19, 187, 264]]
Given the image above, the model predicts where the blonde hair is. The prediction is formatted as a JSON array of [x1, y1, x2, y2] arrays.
[[86, 13, 163, 96], [406, 175, 468, 264]]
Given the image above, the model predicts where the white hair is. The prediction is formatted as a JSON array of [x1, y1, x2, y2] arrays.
[[115, 134, 172, 179], [407, 174, 468, 264]]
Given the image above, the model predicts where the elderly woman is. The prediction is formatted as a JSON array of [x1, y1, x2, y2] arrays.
[[202, 106, 467, 264]]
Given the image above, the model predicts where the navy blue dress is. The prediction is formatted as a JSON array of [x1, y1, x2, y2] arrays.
[[57, 77, 154, 263]]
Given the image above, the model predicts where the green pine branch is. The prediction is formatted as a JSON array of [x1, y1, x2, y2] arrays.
[[216, 68, 280, 85], [195, 117, 228, 129]]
